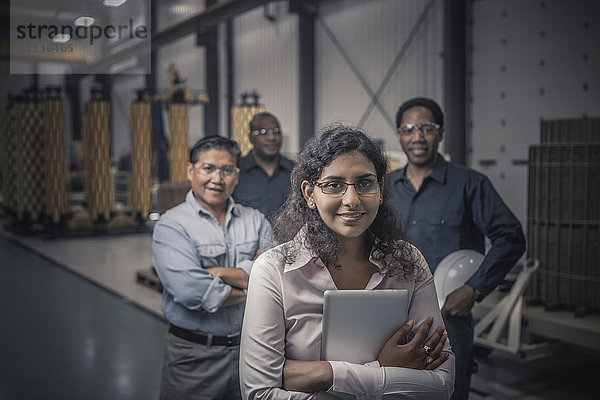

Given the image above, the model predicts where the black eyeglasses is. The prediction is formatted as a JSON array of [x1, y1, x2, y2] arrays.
[[192, 163, 240, 177], [313, 180, 380, 196], [397, 123, 440, 137], [251, 128, 282, 137]]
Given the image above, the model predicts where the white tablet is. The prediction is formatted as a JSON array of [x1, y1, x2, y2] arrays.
[[321, 289, 409, 364]]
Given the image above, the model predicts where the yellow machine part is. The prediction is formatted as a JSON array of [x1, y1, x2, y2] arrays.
[[43, 97, 68, 224], [130, 100, 152, 220], [0, 108, 17, 213], [231, 105, 266, 156], [83, 100, 111, 222], [168, 103, 189, 183], [14, 100, 45, 221]]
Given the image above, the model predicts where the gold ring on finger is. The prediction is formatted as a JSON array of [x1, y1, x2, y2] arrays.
[[425, 355, 434, 364], [422, 345, 432, 354]]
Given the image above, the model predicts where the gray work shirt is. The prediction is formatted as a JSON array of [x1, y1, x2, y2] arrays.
[[152, 190, 275, 335], [388, 155, 525, 299]]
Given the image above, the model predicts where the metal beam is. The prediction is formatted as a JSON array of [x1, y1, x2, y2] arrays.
[[200, 0, 220, 137], [145, 0, 158, 93], [290, 0, 317, 148], [443, 0, 467, 165], [357, 0, 436, 130], [318, 17, 395, 130], [225, 19, 234, 138], [72, 0, 269, 76]]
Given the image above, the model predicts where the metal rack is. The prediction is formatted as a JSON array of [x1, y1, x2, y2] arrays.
[[527, 118, 600, 314]]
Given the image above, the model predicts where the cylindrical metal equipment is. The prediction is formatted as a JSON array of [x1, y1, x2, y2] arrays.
[[130, 94, 152, 222], [82, 91, 112, 223], [42, 87, 68, 225], [0, 101, 18, 215], [231, 105, 266, 156], [14, 91, 46, 222], [168, 102, 189, 183], [527, 118, 600, 313]]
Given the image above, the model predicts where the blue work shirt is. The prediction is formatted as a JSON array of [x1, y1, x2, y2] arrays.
[[388, 155, 525, 299], [233, 151, 294, 220], [152, 190, 275, 335]]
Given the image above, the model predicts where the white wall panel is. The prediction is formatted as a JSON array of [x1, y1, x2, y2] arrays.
[[470, 0, 600, 229], [316, 0, 444, 153], [233, 3, 299, 155]]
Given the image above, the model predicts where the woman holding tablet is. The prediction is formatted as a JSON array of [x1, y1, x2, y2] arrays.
[[240, 125, 454, 399]]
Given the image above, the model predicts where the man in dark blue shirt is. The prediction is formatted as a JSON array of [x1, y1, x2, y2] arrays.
[[233, 112, 293, 221], [388, 97, 525, 400]]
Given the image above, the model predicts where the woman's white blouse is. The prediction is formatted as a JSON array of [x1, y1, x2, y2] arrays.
[[240, 234, 455, 400]]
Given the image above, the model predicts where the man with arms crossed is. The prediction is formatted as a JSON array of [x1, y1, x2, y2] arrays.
[[153, 135, 274, 400], [388, 97, 525, 400]]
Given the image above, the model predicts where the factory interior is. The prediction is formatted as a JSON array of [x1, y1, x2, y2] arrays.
[[1, 0, 599, 399]]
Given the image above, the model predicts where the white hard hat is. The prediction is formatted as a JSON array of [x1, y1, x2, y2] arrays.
[[433, 249, 485, 309]]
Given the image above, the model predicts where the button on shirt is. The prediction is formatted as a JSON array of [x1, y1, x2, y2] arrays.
[[240, 231, 455, 399], [388, 155, 525, 299], [152, 190, 275, 335], [233, 151, 294, 220]]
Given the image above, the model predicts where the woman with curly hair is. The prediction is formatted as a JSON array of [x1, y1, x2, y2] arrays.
[[240, 125, 454, 399]]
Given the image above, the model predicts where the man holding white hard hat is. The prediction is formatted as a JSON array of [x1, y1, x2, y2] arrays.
[[388, 97, 526, 400]]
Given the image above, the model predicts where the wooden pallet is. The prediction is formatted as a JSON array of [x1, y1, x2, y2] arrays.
[[136, 267, 163, 293]]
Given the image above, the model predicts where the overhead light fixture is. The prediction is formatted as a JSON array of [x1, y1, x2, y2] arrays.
[[103, 0, 127, 7], [52, 33, 71, 44], [74, 16, 95, 26]]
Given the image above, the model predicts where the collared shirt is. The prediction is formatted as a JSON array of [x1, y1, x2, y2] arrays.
[[232, 151, 294, 220], [240, 231, 454, 399], [388, 155, 525, 299], [152, 190, 275, 335]]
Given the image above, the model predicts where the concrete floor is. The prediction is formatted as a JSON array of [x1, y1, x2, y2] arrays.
[[471, 346, 597, 399], [0, 234, 166, 400], [1, 226, 598, 400]]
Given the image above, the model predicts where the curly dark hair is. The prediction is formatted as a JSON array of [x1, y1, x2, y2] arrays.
[[273, 124, 418, 277]]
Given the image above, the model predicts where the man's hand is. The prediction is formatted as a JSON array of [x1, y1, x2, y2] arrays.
[[205, 267, 249, 289], [221, 287, 247, 307], [441, 284, 477, 316]]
